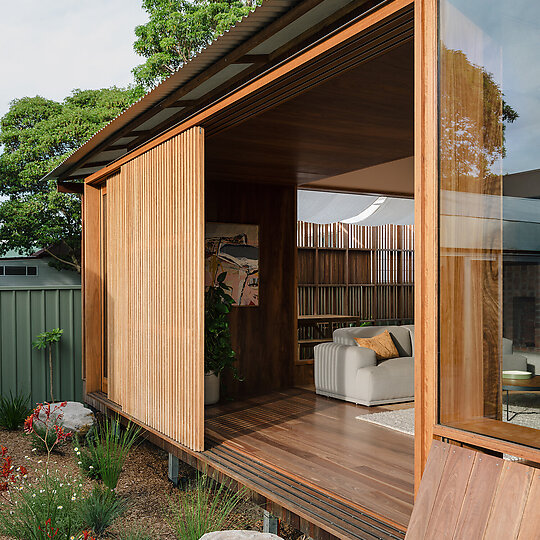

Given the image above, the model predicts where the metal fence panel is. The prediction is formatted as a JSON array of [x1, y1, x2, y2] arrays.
[[0, 287, 82, 405]]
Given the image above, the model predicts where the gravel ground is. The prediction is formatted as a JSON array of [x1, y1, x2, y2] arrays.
[[0, 427, 306, 540]]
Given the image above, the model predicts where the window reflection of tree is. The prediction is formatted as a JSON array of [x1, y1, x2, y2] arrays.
[[440, 46, 518, 194]]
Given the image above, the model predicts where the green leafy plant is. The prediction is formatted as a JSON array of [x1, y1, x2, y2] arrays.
[[78, 485, 126, 535], [31, 422, 69, 454], [32, 328, 64, 403], [85, 416, 140, 489], [204, 271, 238, 377], [0, 89, 143, 273], [73, 434, 101, 480], [0, 391, 31, 430], [0, 404, 97, 539], [0, 473, 84, 540], [166, 473, 246, 540]]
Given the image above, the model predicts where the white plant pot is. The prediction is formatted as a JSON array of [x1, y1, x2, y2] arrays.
[[204, 372, 221, 405]]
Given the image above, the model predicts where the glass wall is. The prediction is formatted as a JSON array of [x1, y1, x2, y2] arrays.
[[439, 0, 540, 446]]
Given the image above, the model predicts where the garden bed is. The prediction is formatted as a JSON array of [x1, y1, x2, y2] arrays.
[[0, 422, 305, 539]]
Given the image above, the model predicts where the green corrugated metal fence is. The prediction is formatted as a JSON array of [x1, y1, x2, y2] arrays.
[[0, 287, 82, 405]]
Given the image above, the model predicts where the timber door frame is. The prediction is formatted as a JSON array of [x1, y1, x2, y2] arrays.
[[414, 0, 540, 486], [414, 0, 438, 491], [100, 183, 108, 394]]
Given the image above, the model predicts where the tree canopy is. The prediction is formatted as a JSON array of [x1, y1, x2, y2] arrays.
[[0, 1, 264, 270], [0, 88, 142, 271], [133, 0, 261, 89]]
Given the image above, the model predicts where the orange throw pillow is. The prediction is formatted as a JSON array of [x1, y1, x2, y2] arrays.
[[353, 330, 399, 362]]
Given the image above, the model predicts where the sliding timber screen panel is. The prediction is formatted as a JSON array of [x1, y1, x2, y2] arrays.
[[107, 126, 205, 451]]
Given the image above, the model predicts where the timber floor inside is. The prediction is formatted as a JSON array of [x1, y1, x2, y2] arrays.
[[205, 388, 414, 531]]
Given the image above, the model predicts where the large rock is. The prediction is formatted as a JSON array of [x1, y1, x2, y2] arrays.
[[37, 401, 95, 435], [200, 533, 282, 540]]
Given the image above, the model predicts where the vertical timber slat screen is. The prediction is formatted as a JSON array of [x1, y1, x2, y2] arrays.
[[297, 222, 414, 361], [107, 127, 204, 451]]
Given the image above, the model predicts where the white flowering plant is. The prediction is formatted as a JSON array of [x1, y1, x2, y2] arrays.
[[0, 469, 84, 539], [0, 403, 95, 539]]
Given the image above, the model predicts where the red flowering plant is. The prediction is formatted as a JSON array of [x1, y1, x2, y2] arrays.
[[0, 403, 86, 539], [0, 445, 28, 500], [25, 402, 72, 456]]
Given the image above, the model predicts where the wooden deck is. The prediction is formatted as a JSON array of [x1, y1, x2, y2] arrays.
[[87, 388, 414, 539], [205, 388, 414, 535]]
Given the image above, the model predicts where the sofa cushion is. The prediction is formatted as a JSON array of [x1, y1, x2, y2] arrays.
[[354, 330, 399, 362], [334, 325, 413, 357], [502, 353, 528, 372], [502, 337, 513, 355], [402, 325, 415, 356], [355, 356, 414, 403]]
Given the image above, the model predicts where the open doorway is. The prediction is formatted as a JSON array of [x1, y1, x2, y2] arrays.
[[203, 20, 415, 532]]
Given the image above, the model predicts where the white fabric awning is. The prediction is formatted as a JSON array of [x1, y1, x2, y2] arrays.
[[298, 190, 414, 225]]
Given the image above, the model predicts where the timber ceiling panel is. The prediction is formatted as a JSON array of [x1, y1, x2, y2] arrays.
[[205, 39, 413, 187]]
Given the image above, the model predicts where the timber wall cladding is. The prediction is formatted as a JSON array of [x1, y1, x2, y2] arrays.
[[205, 180, 297, 399], [107, 127, 205, 451]]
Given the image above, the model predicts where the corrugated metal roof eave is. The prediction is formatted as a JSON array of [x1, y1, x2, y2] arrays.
[[43, 0, 301, 182]]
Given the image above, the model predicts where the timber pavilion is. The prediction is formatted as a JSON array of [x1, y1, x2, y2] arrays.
[[45, 0, 540, 538]]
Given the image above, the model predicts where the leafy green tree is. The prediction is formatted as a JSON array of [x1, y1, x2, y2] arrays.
[[32, 328, 64, 403], [0, 87, 143, 271], [133, 0, 261, 89]]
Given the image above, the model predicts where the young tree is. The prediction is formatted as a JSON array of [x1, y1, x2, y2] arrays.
[[32, 328, 64, 403], [0, 88, 143, 271], [133, 0, 262, 89]]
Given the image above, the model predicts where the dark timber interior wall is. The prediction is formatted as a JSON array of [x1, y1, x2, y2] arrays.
[[205, 180, 297, 399]]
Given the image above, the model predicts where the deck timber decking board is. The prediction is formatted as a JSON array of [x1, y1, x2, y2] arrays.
[[87, 389, 413, 539], [205, 388, 414, 529]]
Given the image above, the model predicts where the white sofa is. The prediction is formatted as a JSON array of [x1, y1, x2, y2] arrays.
[[314, 327, 529, 407], [502, 337, 529, 372], [314, 325, 415, 406]]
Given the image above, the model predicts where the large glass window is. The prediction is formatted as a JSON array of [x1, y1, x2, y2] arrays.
[[439, 0, 540, 446]]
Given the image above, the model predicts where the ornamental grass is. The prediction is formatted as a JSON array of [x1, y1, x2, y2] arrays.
[[166, 473, 247, 540]]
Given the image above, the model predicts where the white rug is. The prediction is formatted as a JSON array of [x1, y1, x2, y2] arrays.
[[356, 408, 414, 436], [356, 395, 540, 435]]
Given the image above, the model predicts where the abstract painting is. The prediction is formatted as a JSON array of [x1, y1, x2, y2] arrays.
[[205, 223, 259, 306]]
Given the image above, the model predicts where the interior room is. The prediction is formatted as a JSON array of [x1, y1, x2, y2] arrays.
[[202, 37, 417, 527]]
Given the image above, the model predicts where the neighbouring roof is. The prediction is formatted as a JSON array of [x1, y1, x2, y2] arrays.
[[43, 0, 376, 183]]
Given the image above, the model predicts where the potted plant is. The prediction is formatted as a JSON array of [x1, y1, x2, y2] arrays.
[[204, 271, 238, 405]]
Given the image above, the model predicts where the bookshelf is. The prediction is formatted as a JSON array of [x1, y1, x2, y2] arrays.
[[296, 222, 414, 380]]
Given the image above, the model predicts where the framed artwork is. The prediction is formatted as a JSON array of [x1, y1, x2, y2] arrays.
[[205, 222, 259, 306]]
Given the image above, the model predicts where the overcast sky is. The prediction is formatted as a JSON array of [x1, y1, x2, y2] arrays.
[[0, 1, 148, 117]]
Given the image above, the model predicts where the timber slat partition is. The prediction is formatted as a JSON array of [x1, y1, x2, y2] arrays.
[[406, 440, 540, 539], [106, 127, 205, 451], [297, 222, 414, 362]]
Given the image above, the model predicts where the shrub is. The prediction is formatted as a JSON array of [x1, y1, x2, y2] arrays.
[[0, 404, 88, 540], [166, 473, 246, 540], [73, 435, 100, 480], [78, 484, 126, 535], [31, 422, 69, 454], [32, 328, 63, 403], [86, 415, 140, 489], [0, 472, 83, 539], [0, 391, 31, 430], [24, 402, 72, 456]]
